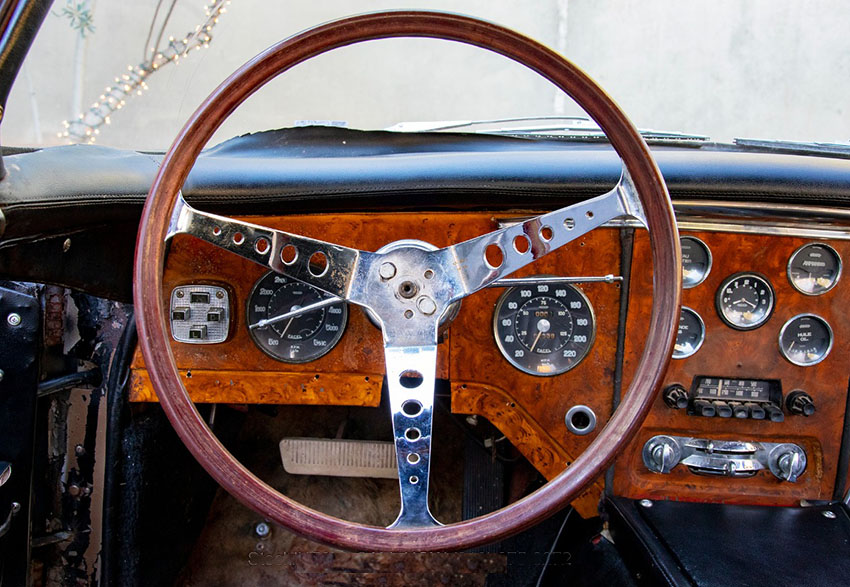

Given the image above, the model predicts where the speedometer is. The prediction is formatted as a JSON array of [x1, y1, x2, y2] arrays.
[[493, 281, 595, 376], [247, 272, 347, 363]]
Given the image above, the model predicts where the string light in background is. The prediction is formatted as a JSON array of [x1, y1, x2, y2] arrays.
[[59, 0, 231, 144]]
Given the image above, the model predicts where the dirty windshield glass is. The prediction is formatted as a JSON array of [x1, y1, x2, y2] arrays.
[[5, 0, 850, 150]]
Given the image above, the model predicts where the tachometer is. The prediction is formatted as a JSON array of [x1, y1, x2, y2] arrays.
[[247, 272, 347, 363], [493, 281, 595, 376], [716, 272, 775, 330]]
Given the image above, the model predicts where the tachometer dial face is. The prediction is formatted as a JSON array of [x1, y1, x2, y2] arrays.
[[787, 243, 841, 295], [779, 314, 833, 366], [716, 273, 775, 330], [493, 282, 595, 376], [673, 307, 705, 359], [681, 236, 712, 288], [247, 272, 347, 363]]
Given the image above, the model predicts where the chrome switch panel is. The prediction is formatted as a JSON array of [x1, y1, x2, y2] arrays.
[[170, 285, 229, 344]]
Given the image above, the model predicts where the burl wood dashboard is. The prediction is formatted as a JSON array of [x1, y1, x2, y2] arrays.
[[130, 210, 850, 515]]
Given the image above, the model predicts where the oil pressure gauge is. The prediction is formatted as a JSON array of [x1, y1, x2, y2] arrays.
[[493, 281, 595, 376], [787, 243, 841, 295], [779, 314, 833, 366], [716, 273, 775, 330]]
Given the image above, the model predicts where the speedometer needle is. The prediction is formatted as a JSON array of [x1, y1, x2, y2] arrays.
[[530, 330, 543, 352], [249, 296, 338, 330]]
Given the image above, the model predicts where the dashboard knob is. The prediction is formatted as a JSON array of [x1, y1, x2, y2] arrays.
[[642, 435, 682, 474], [663, 384, 689, 409], [786, 391, 816, 417], [768, 444, 807, 482]]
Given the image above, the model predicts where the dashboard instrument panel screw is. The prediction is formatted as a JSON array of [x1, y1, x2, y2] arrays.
[[6, 313, 21, 327], [255, 522, 271, 538], [639, 499, 653, 508], [823, 510, 837, 519]]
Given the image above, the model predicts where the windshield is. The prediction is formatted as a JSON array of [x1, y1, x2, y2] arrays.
[[4, 0, 850, 150]]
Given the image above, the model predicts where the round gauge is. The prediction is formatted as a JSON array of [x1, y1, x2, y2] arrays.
[[716, 273, 775, 330], [787, 243, 842, 295], [673, 307, 705, 359], [493, 282, 595, 376], [681, 236, 712, 288], [779, 314, 833, 366], [247, 272, 347, 363]]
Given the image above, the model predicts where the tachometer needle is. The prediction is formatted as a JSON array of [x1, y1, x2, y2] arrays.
[[249, 296, 338, 330]]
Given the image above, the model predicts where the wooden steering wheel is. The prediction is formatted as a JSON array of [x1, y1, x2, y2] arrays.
[[134, 11, 681, 551]]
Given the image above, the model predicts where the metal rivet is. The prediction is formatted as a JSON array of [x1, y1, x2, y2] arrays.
[[216, 291, 224, 299], [639, 499, 653, 508], [255, 522, 271, 537], [176, 290, 184, 298], [6, 313, 21, 327], [823, 510, 837, 519], [417, 296, 436, 315], [379, 262, 397, 280]]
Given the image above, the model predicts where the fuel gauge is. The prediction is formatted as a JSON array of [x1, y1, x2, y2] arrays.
[[681, 236, 712, 288]]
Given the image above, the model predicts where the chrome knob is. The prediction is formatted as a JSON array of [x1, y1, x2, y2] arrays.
[[642, 435, 682, 474], [768, 444, 807, 482]]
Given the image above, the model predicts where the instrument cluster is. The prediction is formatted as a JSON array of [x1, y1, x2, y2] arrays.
[[676, 238, 840, 367]]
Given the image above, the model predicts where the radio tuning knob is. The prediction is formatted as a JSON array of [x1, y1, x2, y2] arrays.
[[663, 384, 689, 409], [786, 391, 816, 417]]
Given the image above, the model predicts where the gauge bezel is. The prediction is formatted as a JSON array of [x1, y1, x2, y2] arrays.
[[786, 242, 842, 296], [246, 272, 348, 364], [680, 235, 713, 288], [715, 272, 775, 331], [673, 306, 705, 359], [492, 281, 597, 377], [778, 313, 834, 367]]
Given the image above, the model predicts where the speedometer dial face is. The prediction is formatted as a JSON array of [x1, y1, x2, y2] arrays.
[[493, 282, 595, 376], [716, 273, 775, 330], [247, 272, 347, 363], [673, 307, 705, 359], [779, 314, 833, 366], [787, 243, 841, 295], [681, 236, 712, 288]]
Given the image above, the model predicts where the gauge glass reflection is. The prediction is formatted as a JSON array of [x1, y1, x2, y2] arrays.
[[681, 236, 712, 288], [787, 243, 841, 295], [673, 307, 705, 359], [779, 314, 833, 366], [716, 273, 775, 330]]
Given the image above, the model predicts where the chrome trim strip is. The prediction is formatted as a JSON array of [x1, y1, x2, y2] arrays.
[[0, 207, 5, 240]]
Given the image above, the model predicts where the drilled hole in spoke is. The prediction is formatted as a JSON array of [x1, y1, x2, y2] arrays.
[[405, 427, 421, 441], [484, 243, 504, 269], [232, 232, 245, 245], [407, 453, 421, 465], [586, 210, 594, 219], [404, 309, 414, 319], [513, 234, 530, 254], [399, 371, 424, 389], [401, 399, 422, 417], [540, 226, 553, 241], [564, 218, 575, 230], [424, 269, 434, 279], [409, 475, 419, 485], [281, 244, 298, 265], [254, 237, 270, 254], [308, 251, 329, 277], [212, 226, 222, 236]]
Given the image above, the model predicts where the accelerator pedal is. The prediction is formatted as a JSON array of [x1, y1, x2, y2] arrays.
[[279, 438, 397, 479]]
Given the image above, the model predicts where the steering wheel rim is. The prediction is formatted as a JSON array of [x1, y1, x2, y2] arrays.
[[134, 10, 681, 551]]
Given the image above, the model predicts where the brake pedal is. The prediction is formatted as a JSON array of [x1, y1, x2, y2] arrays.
[[279, 438, 397, 479]]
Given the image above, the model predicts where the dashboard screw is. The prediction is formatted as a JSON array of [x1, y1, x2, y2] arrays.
[[6, 313, 21, 327], [216, 291, 224, 299], [176, 290, 184, 298], [255, 522, 271, 538], [639, 499, 653, 508], [823, 510, 837, 519], [379, 262, 397, 280]]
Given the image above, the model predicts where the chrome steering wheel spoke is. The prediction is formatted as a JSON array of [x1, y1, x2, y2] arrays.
[[167, 193, 375, 300]]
